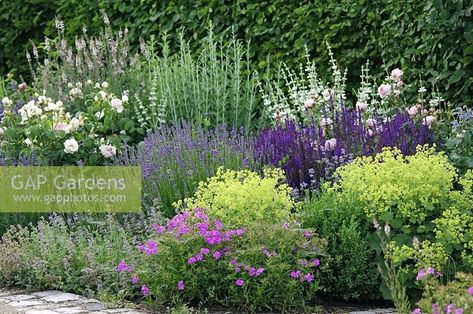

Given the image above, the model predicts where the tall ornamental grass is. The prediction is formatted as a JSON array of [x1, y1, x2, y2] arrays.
[[138, 30, 260, 131]]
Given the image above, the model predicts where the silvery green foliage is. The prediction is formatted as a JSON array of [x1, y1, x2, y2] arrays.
[[260, 43, 347, 125]]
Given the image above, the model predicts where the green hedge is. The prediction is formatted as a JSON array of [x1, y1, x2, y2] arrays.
[[1, 0, 472, 106]]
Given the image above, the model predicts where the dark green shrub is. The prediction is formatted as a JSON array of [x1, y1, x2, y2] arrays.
[[1, 0, 472, 106], [301, 191, 381, 301]]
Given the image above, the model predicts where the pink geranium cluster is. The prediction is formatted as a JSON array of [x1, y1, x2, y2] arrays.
[[416, 267, 443, 281]]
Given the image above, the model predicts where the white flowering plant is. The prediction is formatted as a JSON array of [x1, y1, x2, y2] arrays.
[[260, 45, 446, 130], [0, 82, 138, 165]]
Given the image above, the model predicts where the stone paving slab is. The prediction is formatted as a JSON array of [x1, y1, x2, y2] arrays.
[[0, 289, 148, 314], [0, 288, 397, 314]]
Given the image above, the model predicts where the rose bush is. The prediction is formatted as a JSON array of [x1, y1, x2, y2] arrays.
[[0, 83, 137, 165]]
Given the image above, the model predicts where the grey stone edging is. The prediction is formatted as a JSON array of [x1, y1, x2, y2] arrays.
[[0, 288, 147, 314]]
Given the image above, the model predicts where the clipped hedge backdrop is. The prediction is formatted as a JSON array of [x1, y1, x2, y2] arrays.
[[1, 0, 472, 106]]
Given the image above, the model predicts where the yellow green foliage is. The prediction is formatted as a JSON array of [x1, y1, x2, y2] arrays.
[[331, 146, 456, 224], [175, 167, 295, 227], [330, 147, 473, 277]]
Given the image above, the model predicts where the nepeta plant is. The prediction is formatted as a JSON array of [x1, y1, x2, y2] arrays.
[[117, 122, 254, 217], [254, 104, 434, 192]]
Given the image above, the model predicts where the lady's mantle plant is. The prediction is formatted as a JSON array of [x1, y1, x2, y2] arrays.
[[118, 207, 325, 312], [329, 147, 473, 310], [175, 167, 295, 227]]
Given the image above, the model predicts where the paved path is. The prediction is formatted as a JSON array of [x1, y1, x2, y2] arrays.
[[0, 289, 148, 314], [0, 288, 397, 313]]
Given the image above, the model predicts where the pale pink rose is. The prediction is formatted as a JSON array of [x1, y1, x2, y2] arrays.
[[407, 106, 418, 116], [110, 98, 124, 113], [390, 68, 403, 82], [324, 138, 337, 150], [423, 115, 436, 128], [99, 144, 117, 158], [54, 122, 71, 133], [366, 118, 376, 129], [378, 84, 392, 99], [304, 98, 315, 109], [356, 101, 368, 111], [320, 117, 333, 128]]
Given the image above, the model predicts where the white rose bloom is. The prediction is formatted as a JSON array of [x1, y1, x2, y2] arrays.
[[69, 118, 82, 131], [18, 100, 42, 121], [64, 138, 79, 154], [86, 79, 93, 85], [69, 87, 82, 97], [378, 84, 392, 99], [110, 98, 124, 113], [37, 96, 47, 104], [98, 91, 107, 100], [2, 97, 13, 106], [122, 94, 129, 103], [423, 115, 436, 128], [101, 81, 109, 89], [99, 144, 117, 158]]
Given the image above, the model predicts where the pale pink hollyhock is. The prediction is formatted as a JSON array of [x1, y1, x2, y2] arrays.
[[356, 101, 368, 111], [407, 106, 418, 116], [324, 138, 337, 150], [390, 68, 403, 82], [378, 84, 392, 99], [304, 98, 315, 109]]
